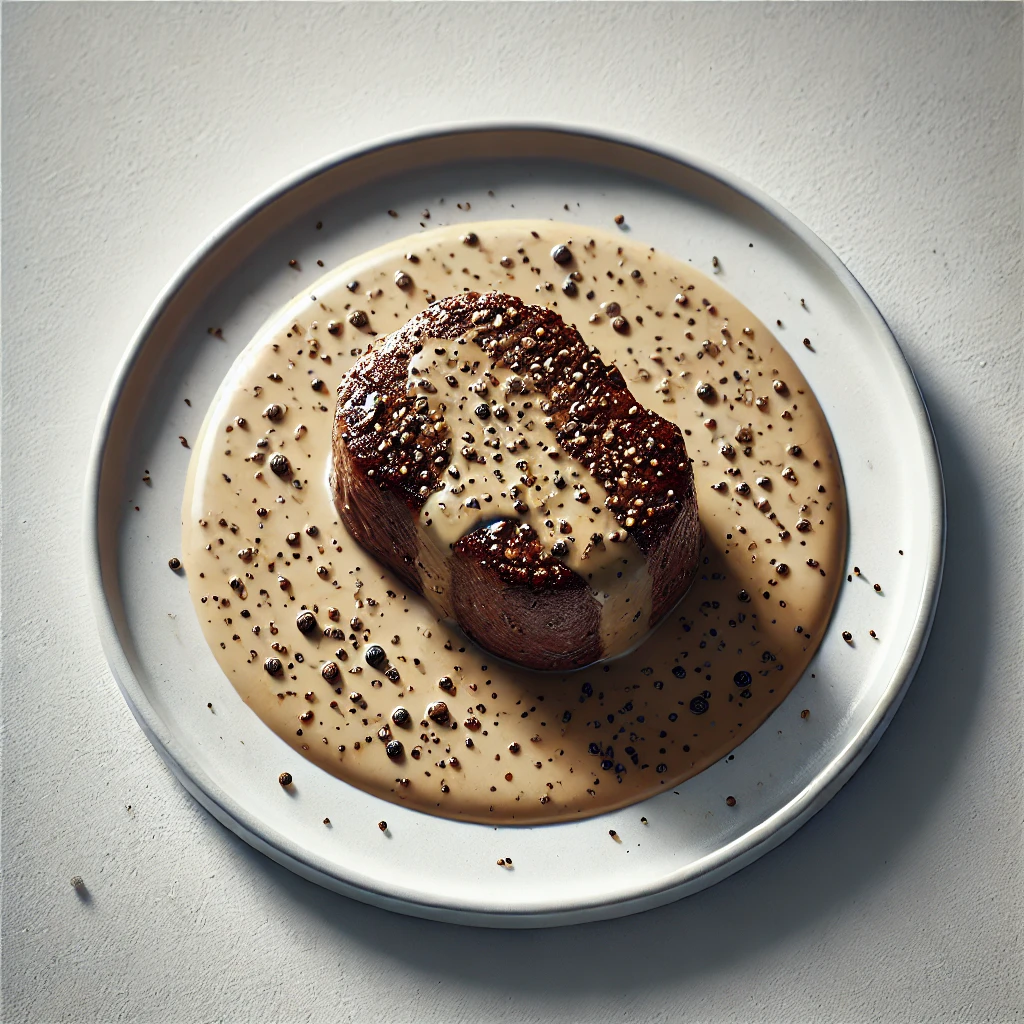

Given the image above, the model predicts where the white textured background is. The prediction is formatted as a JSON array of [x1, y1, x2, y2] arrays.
[[2, 3, 1022, 1022]]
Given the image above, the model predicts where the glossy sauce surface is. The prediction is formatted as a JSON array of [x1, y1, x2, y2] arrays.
[[182, 221, 846, 824]]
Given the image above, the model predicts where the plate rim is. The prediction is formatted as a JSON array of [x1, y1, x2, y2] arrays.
[[84, 120, 946, 927]]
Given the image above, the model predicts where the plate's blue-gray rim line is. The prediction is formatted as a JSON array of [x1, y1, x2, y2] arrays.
[[83, 121, 946, 928]]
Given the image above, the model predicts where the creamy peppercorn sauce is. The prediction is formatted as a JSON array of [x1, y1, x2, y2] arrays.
[[182, 221, 846, 825]]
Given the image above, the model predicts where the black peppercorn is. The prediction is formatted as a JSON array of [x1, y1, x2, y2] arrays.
[[364, 645, 386, 668], [385, 740, 404, 760], [278, 772, 293, 787], [311, 378, 323, 391], [296, 611, 317, 634], [551, 244, 572, 265], [265, 404, 284, 421], [347, 309, 368, 328], [265, 657, 283, 676], [561, 277, 578, 296], [696, 382, 716, 401], [321, 661, 339, 683], [168, 557, 181, 571], [391, 706, 410, 726], [269, 453, 290, 477], [474, 403, 490, 420]]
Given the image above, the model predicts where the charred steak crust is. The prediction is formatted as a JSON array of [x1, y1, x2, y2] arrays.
[[332, 291, 701, 666], [452, 520, 587, 590]]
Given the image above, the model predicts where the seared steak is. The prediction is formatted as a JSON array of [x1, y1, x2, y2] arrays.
[[332, 292, 701, 671]]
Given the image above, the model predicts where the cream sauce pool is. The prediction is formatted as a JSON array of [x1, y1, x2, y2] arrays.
[[182, 221, 846, 825]]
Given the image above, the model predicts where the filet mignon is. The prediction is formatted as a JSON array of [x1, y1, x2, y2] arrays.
[[332, 292, 701, 671]]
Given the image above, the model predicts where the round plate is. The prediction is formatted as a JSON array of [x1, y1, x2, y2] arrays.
[[86, 124, 944, 927]]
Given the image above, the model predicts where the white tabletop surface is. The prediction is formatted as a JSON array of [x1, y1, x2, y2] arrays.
[[3, 3, 1022, 1022]]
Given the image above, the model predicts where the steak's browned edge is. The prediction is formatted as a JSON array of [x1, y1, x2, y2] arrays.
[[331, 291, 701, 669], [450, 520, 602, 670]]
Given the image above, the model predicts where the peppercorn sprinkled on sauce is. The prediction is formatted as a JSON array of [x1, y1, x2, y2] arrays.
[[181, 220, 847, 825]]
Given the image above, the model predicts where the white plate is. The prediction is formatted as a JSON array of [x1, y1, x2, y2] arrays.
[[86, 124, 944, 927]]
